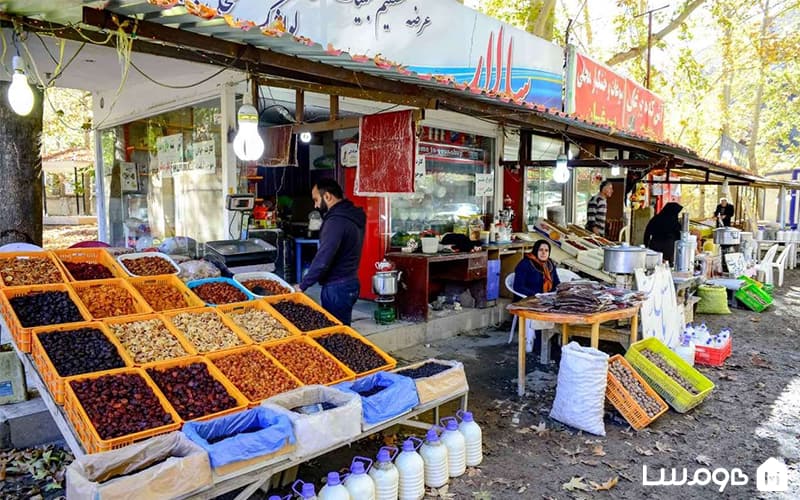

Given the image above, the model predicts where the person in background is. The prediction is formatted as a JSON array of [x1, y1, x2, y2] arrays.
[[513, 239, 561, 352], [713, 198, 734, 227], [586, 180, 613, 235], [295, 178, 366, 325], [644, 202, 683, 265]]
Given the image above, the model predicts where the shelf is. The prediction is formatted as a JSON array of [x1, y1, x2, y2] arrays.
[[245, 176, 263, 180]]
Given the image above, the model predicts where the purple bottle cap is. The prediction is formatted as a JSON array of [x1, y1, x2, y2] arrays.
[[301, 483, 316, 498], [426, 428, 440, 442], [457, 409, 474, 422], [377, 448, 391, 462], [351, 461, 365, 474], [402, 439, 415, 452], [327, 472, 342, 486]]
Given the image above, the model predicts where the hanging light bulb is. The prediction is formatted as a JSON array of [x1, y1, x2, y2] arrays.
[[233, 83, 264, 162], [611, 164, 621, 176], [8, 56, 34, 116], [299, 131, 312, 143], [721, 177, 731, 198], [553, 153, 570, 183]]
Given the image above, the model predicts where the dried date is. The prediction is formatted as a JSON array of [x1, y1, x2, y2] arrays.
[[0, 257, 63, 286], [75, 284, 139, 318], [134, 283, 189, 311], [396, 362, 450, 379], [609, 359, 663, 417], [191, 282, 248, 305], [9, 291, 84, 327], [272, 300, 335, 332], [147, 362, 238, 421], [212, 349, 299, 401], [316, 333, 386, 374], [38, 327, 126, 377], [265, 340, 348, 385], [63, 262, 114, 281], [108, 319, 189, 364], [122, 256, 176, 276]]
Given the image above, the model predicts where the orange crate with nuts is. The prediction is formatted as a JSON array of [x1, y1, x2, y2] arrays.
[[207, 345, 303, 406], [606, 355, 668, 430], [143, 356, 248, 423], [0, 251, 68, 288], [128, 275, 205, 312], [103, 314, 197, 365], [0, 283, 91, 352], [310, 326, 397, 378], [217, 300, 297, 345], [71, 279, 152, 320], [31, 322, 134, 405], [162, 307, 252, 354], [64, 367, 181, 453], [262, 293, 341, 334], [263, 336, 355, 386], [53, 248, 127, 282]]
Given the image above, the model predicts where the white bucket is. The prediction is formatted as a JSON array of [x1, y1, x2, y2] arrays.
[[421, 237, 438, 254]]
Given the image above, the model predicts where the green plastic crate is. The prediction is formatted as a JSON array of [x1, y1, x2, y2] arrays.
[[735, 284, 773, 312], [625, 337, 715, 413]]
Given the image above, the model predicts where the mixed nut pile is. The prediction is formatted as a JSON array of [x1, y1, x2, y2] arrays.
[[265, 340, 349, 385], [147, 362, 239, 421], [169, 311, 244, 352], [191, 282, 248, 305], [122, 256, 177, 276], [641, 349, 698, 395], [226, 308, 292, 343], [212, 349, 299, 401], [0, 257, 63, 286], [609, 358, 663, 417], [272, 300, 336, 331], [316, 333, 386, 374], [108, 318, 190, 364], [38, 327, 127, 377]]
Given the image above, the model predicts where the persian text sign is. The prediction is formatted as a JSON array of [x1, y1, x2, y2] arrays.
[[567, 49, 665, 141]]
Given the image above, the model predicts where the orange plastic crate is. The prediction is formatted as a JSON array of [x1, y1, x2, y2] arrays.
[[70, 278, 153, 320], [63, 367, 181, 454], [162, 307, 253, 354], [207, 345, 303, 407], [31, 322, 134, 405], [0, 283, 91, 352], [263, 336, 355, 386], [128, 275, 205, 312], [0, 251, 69, 288], [261, 293, 341, 334], [310, 326, 397, 378], [142, 356, 248, 423], [103, 313, 198, 365], [606, 355, 668, 430], [52, 248, 128, 281], [217, 300, 298, 345]]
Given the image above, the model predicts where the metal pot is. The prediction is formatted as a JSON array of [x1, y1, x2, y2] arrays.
[[713, 227, 741, 246], [603, 244, 647, 274], [645, 249, 663, 270], [372, 270, 402, 296]]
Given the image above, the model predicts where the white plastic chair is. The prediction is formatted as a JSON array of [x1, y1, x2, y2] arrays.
[[756, 244, 779, 285], [772, 245, 791, 287]]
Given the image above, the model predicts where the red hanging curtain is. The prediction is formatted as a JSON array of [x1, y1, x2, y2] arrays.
[[356, 110, 415, 195]]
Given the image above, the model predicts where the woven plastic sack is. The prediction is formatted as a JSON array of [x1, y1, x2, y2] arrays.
[[696, 284, 731, 314], [549, 342, 608, 436]]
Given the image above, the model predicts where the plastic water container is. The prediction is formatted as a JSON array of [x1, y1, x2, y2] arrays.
[[439, 417, 466, 477], [673, 341, 695, 366], [345, 456, 376, 500], [269, 496, 291, 500], [292, 480, 318, 499], [369, 446, 399, 500], [456, 409, 483, 467], [419, 428, 449, 488], [319, 472, 351, 500], [396, 438, 425, 500]]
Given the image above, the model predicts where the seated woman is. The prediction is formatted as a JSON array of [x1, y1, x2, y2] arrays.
[[513, 239, 561, 353]]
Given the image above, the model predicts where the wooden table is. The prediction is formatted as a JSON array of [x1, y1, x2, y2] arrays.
[[508, 305, 641, 396]]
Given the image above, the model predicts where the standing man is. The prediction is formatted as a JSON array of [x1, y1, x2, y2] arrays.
[[586, 180, 613, 236], [296, 178, 366, 325], [713, 198, 734, 227]]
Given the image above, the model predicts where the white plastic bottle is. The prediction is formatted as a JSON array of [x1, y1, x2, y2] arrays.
[[369, 446, 399, 500], [396, 438, 425, 500], [292, 480, 318, 500], [344, 456, 376, 500], [439, 417, 466, 477], [419, 428, 449, 488], [456, 409, 483, 467], [318, 472, 351, 500]]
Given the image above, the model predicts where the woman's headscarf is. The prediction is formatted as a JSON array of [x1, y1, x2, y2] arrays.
[[526, 239, 554, 292]]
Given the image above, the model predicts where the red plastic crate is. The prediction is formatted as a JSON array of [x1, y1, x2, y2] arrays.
[[694, 338, 732, 367]]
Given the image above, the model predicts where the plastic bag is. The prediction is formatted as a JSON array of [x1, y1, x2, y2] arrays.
[[549, 342, 608, 436], [66, 432, 211, 500], [182, 407, 294, 469], [178, 259, 221, 283], [696, 285, 731, 314], [335, 372, 419, 427]]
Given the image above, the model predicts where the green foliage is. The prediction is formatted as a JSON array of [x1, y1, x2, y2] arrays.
[[42, 87, 92, 155]]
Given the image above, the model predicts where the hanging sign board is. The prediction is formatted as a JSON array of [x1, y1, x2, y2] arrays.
[[340, 142, 359, 167]]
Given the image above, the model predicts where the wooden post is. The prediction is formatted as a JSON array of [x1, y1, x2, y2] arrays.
[[518, 317, 526, 396], [295, 90, 304, 123], [330, 95, 339, 120]]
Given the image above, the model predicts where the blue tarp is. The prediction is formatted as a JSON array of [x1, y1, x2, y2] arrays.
[[335, 371, 419, 425]]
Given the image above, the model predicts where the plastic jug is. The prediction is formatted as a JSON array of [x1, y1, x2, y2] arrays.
[[456, 409, 483, 466], [292, 480, 318, 499], [318, 472, 351, 500], [269, 496, 291, 500], [369, 446, 399, 500], [439, 417, 466, 477], [419, 428, 449, 488], [673, 341, 695, 366], [345, 456, 376, 500], [396, 438, 425, 500]]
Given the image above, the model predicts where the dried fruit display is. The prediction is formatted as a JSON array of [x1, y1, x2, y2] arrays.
[[241, 279, 291, 296], [272, 300, 335, 332], [0, 257, 63, 286], [147, 362, 238, 421], [38, 327, 126, 377], [212, 349, 299, 401], [265, 340, 349, 385], [134, 283, 189, 311], [69, 373, 174, 439], [608, 359, 662, 417], [396, 362, 451, 379], [63, 262, 114, 281], [107, 319, 190, 364], [315, 333, 386, 374], [192, 282, 248, 305], [122, 256, 177, 276], [169, 311, 244, 352], [75, 284, 139, 318], [226, 308, 292, 343], [641, 349, 698, 395], [9, 291, 84, 327]]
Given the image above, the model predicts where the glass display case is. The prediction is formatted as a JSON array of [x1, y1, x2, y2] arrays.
[[524, 167, 563, 229]]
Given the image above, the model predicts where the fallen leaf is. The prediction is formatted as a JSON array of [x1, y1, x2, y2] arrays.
[[532, 421, 548, 436], [749, 316, 761, 322], [590, 476, 619, 491], [467, 467, 482, 477], [751, 355, 772, 369], [719, 373, 738, 381], [581, 459, 600, 466], [562, 476, 592, 492], [655, 441, 674, 453], [695, 455, 712, 466], [516, 427, 531, 434], [635, 447, 654, 456], [592, 445, 607, 456]]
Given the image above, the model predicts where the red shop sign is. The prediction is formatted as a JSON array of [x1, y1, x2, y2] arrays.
[[624, 79, 664, 141]]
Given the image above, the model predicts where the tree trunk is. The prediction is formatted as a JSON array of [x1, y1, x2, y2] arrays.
[[525, 0, 557, 41], [748, 2, 772, 174], [0, 81, 44, 247]]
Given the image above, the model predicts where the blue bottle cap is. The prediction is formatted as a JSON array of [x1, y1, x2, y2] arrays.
[[302, 483, 316, 498], [460, 411, 474, 422], [377, 448, 391, 462], [445, 419, 459, 431], [351, 461, 365, 474], [402, 439, 415, 452], [327, 472, 341, 486], [426, 428, 440, 442]]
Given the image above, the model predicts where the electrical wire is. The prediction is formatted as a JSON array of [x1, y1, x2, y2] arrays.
[[127, 58, 233, 89]]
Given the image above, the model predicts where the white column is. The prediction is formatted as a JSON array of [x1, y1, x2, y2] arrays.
[[220, 82, 239, 240], [93, 129, 107, 242]]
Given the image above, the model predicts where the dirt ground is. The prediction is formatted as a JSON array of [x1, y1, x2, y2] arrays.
[[41, 224, 98, 250]]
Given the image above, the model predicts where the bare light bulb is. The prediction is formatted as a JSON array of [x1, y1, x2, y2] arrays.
[[554, 153, 570, 183], [299, 131, 312, 143], [8, 56, 34, 116], [233, 103, 264, 161], [611, 165, 621, 176]]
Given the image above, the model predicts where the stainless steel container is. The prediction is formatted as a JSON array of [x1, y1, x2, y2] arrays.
[[372, 270, 402, 296], [603, 245, 647, 274], [674, 238, 696, 273], [645, 250, 663, 270], [713, 227, 741, 246]]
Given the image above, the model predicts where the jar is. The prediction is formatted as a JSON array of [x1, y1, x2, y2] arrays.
[[468, 217, 483, 241]]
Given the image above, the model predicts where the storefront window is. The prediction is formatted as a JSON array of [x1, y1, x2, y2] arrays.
[[575, 167, 607, 227], [524, 167, 562, 228], [100, 99, 223, 247]]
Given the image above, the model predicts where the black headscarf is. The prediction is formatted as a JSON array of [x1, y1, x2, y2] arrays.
[[644, 202, 683, 263]]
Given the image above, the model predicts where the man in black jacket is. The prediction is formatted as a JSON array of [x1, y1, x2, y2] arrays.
[[296, 178, 366, 325]]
